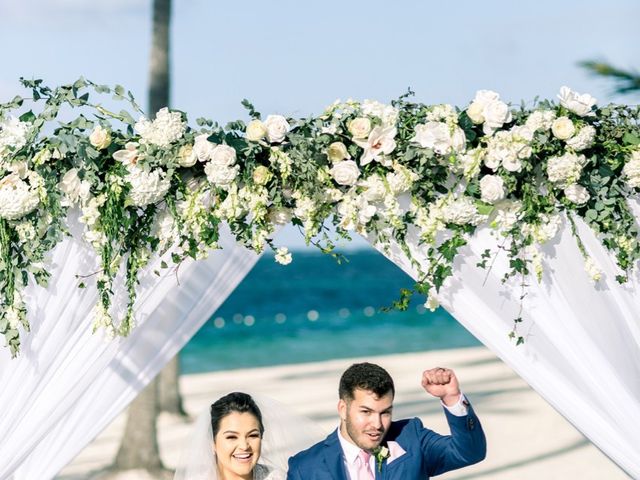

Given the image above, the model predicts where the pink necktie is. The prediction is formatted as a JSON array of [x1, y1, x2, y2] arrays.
[[357, 449, 375, 480]]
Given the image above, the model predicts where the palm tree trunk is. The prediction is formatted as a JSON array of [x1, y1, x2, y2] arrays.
[[113, 379, 163, 470], [158, 355, 187, 416], [108, 0, 175, 474], [148, 0, 171, 114]]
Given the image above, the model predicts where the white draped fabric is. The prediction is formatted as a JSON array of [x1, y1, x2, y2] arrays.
[[0, 214, 260, 480], [1, 201, 639, 479], [377, 198, 640, 479]]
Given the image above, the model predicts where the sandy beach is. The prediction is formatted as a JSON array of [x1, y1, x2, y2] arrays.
[[57, 346, 629, 479]]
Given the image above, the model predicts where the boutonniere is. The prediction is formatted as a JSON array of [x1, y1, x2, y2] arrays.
[[373, 445, 390, 472]]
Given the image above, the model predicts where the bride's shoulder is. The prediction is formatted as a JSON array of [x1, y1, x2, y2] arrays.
[[255, 463, 286, 480]]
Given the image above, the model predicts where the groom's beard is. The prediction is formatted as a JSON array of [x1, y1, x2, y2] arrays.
[[343, 417, 387, 451]]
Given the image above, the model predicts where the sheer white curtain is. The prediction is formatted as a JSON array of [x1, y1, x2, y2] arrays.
[[376, 198, 640, 479], [0, 213, 260, 480]]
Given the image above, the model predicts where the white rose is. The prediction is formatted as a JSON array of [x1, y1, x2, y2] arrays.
[[178, 144, 197, 167], [204, 163, 239, 188], [558, 86, 597, 117], [467, 102, 485, 124], [411, 122, 466, 154], [473, 90, 501, 104], [551, 116, 576, 140], [330, 160, 361, 186], [564, 184, 590, 204], [327, 142, 349, 163], [78, 180, 92, 202], [467, 90, 500, 124], [252, 165, 272, 185], [246, 120, 267, 142], [210, 144, 237, 167], [59, 168, 81, 197], [360, 174, 386, 201], [89, 125, 112, 150], [264, 115, 290, 143], [502, 156, 523, 173], [483, 100, 513, 134], [193, 134, 215, 162], [480, 174, 506, 203], [348, 117, 372, 139]]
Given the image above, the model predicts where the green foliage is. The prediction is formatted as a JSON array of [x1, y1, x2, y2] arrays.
[[0, 79, 639, 354]]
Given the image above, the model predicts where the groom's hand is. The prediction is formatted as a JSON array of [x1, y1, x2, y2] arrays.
[[421, 367, 461, 407]]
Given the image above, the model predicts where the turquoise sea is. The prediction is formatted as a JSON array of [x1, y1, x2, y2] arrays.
[[180, 249, 480, 374]]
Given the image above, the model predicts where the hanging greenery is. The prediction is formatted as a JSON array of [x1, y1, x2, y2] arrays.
[[0, 78, 638, 355]]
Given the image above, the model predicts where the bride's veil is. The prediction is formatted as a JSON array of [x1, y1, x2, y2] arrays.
[[173, 393, 326, 479]]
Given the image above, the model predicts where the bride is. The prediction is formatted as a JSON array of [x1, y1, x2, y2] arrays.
[[174, 392, 323, 480]]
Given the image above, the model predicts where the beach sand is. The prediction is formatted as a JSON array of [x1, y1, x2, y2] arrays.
[[57, 346, 629, 479]]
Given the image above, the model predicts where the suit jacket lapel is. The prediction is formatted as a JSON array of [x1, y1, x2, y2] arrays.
[[322, 430, 348, 480]]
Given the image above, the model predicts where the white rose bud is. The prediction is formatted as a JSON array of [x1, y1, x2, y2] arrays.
[[210, 144, 237, 167], [327, 142, 350, 163], [178, 144, 197, 167], [330, 160, 361, 186], [348, 117, 372, 139], [564, 184, 590, 204], [551, 116, 576, 140], [480, 174, 506, 203], [89, 125, 112, 150], [246, 119, 267, 142], [264, 115, 290, 143], [252, 165, 272, 185], [467, 102, 485, 124]]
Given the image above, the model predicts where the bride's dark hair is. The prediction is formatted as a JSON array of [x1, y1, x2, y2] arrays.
[[210, 392, 265, 438]]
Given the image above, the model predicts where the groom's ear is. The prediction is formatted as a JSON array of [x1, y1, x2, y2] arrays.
[[338, 399, 347, 421]]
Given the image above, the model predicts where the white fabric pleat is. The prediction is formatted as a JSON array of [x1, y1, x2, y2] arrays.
[[0, 213, 260, 479], [374, 198, 640, 478]]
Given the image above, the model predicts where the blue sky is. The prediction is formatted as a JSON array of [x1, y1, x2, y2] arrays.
[[1, 0, 638, 249]]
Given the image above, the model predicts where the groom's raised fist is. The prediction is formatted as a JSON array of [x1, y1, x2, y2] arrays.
[[421, 367, 461, 406]]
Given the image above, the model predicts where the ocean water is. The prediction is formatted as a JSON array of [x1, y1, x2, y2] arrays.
[[180, 249, 480, 374]]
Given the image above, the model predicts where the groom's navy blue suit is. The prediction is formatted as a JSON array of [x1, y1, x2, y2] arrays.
[[287, 404, 486, 480]]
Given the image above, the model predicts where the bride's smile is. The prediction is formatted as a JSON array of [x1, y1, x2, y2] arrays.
[[214, 411, 263, 479]]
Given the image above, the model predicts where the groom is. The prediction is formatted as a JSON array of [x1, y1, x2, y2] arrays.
[[287, 362, 486, 479]]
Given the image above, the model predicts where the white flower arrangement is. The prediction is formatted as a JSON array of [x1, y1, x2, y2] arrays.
[[0, 79, 639, 355], [0, 171, 42, 220], [134, 107, 186, 147]]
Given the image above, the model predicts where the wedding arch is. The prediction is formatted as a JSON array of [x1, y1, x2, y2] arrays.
[[0, 79, 638, 479]]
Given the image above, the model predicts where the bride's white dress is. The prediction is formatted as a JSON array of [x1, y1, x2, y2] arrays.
[[254, 463, 285, 480]]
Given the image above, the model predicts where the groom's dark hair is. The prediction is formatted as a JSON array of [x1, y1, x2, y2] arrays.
[[339, 362, 395, 400]]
